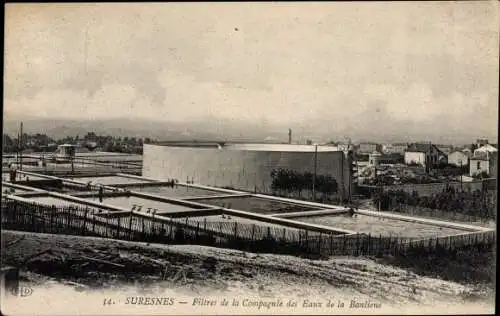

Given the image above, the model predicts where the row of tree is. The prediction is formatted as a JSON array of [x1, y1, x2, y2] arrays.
[[3, 132, 156, 154], [270, 168, 338, 197], [373, 186, 496, 219]]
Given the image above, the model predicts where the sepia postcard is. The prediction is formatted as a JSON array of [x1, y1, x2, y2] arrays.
[[1, 2, 498, 315]]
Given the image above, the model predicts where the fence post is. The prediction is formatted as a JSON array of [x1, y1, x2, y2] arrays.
[[31, 207, 36, 232], [367, 234, 371, 255], [251, 224, 255, 245], [196, 222, 200, 241], [50, 206, 56, 233], [128, 214, 134, 240], [330, 233, 334, 256], [234, 222, 238, 241], [169, 219, 174, 241], [342, 234, 347, 255], [92, 212, 96, 235], [305, 230, 309, 251], [318, 232, 322, 255], [355, 234, 360, 256], [142, 217, 145, 238], [68, 207, 73, 231], [117, 217, 122, 239], [105, 215, 110, 237], [83, 209, 89, 235]]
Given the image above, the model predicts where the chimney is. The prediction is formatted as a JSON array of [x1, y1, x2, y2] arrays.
[[288, 128, 292, 144]]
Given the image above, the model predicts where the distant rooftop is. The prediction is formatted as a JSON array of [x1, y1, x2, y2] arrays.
[[406, 143, 444, 153], [149, 141, 342, 152]]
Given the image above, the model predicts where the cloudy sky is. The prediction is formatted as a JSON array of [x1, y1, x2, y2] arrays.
[[4, 2, 499, 139]]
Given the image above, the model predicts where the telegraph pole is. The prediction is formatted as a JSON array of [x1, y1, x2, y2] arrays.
[[312, 144, 318, 201], [347, 137, 353, 204], [459, 159, 463, 191], [19, 122, 23, 171]]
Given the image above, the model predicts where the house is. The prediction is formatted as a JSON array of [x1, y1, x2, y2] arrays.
[[378, 153, 405, 164], [404, 142, 447, 170], [448, 150, 471, 167], [337, 143, 352, 152], [473, 144, 498, 157], [357, 142, 380, 154], [462, 147, 473, 155], [382, 143, 409, 154], [436, 144, 454, 155], [476, 138, 489, 146], [469, 151, 498, 178]]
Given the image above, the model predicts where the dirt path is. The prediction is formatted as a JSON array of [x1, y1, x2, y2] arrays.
[[1, 230, 494, 313]]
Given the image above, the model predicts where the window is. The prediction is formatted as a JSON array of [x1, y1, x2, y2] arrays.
[[477, 161, 481, 170]]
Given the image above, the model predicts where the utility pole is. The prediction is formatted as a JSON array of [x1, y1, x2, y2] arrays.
[[16, 131, 20, 169], [19, 122, 23, 171], [347, 137, 352, 204], [312, 144, 318, 201], [459, 159, 463, 191]]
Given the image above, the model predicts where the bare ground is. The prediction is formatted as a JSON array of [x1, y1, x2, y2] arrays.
[[1, 230, 495, 312]]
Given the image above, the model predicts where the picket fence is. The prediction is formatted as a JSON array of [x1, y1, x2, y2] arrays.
[[1, 198, 495, 258]]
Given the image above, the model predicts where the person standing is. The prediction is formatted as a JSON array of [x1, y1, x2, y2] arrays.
[[98, 186, 104, 203]]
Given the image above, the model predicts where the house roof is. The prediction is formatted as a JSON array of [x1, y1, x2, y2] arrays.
[[385, 142, 408, 147], [150, 142, 343, 152], [449, 150, 472, 158], [406, 143, 441, 153], [475, 144, 498, 153], [471, 151, 498, 161]]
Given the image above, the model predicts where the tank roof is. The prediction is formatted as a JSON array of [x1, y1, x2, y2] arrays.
[[149, 142, 342, 152]]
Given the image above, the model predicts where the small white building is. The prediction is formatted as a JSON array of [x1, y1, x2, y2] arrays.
[[357, 142, 380, 154], [368, 151, 382, 166], [382, 143, 409, 154], [404, 143, 447, 170], [448, 150, 470, 167], [55, 144, 77, 161], [473, 144, 497, 157], [469, 152, 498, 177]]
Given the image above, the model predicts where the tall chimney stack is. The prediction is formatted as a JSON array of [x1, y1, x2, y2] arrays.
[[288, 128, 292, 144]]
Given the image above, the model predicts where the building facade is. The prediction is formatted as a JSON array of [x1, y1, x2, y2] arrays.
[[447, 150, 470, 167], [404, 143, 446, 170], [469, 152, 498, 177], [357, 143, 380, 154], [142, 143, 353, 199], [436, 145, 454, 155], [382, 143, 409, 154], [473, 144, 498, 157]]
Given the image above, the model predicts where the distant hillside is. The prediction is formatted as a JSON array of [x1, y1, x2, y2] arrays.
[[3, 115, 497, 145], [1, 116, 290, 143]]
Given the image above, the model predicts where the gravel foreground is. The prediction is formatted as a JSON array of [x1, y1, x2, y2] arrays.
[[1, 230, 495, 315]]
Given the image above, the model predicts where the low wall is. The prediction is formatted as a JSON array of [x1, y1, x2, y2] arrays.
[[382, 181, 484, 196], [394, 204, 494, 224]]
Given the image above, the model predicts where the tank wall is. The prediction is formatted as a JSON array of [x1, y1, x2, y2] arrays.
[[143, 144, 351, 198]]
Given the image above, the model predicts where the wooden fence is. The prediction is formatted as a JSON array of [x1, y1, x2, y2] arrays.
[[1, 198, 495, 258]]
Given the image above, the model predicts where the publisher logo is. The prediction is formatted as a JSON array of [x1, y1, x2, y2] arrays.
[[11, 286, 33, 297]]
